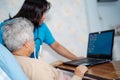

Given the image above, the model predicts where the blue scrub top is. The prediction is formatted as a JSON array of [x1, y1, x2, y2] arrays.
[[0, 20, 55, 59], [31, 22, 55, 58]]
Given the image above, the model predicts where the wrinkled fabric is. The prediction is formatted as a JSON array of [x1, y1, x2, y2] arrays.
[[15, 56, 82, 80]]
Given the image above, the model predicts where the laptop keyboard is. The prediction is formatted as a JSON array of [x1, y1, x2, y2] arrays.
[[73, 58, 108, 64], [63, 58, 111, 67], [85, 58, 103, 62]]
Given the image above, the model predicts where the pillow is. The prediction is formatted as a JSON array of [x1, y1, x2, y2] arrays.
[[0, 44, 28, 80], [0, 67, 11, 80]]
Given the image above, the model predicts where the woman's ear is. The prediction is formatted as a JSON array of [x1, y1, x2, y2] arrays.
[[24, 41, 31, 48], [24, 40, 35, 53], [24, 40, 34, 47]]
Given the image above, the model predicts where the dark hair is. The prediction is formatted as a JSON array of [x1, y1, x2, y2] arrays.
[[13, 0, 51, 27]]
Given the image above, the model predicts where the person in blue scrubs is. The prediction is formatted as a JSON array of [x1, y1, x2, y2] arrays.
[[0, 0, 78, 60]]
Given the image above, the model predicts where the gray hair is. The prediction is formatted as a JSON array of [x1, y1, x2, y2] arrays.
[[2, 17, 34, 52]]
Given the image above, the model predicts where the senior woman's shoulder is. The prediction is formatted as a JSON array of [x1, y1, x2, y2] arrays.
[[15, 55, 54, 68], [15, 55, 58, 80]]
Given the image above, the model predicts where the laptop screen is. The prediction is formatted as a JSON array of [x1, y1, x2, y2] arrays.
[[87, 30, 114, 60]]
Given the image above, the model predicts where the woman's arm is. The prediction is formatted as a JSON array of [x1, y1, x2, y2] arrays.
[[50, 41, 78, 60]]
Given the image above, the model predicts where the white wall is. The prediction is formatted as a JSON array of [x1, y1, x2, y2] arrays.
[[98, 0, 120, 30], [85, 0, 101, 32], [0, 0, 24, 22], [86, 0, 120, 32]]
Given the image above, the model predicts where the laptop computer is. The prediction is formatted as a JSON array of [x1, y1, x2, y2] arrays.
[[63, 29, 115, 67]]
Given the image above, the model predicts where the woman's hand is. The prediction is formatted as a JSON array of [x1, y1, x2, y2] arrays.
[[76, 56, 86, 60], [74, 65, 88, 78]]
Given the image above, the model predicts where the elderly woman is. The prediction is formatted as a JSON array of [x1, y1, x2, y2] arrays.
[[2, 17, 88, 80]]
